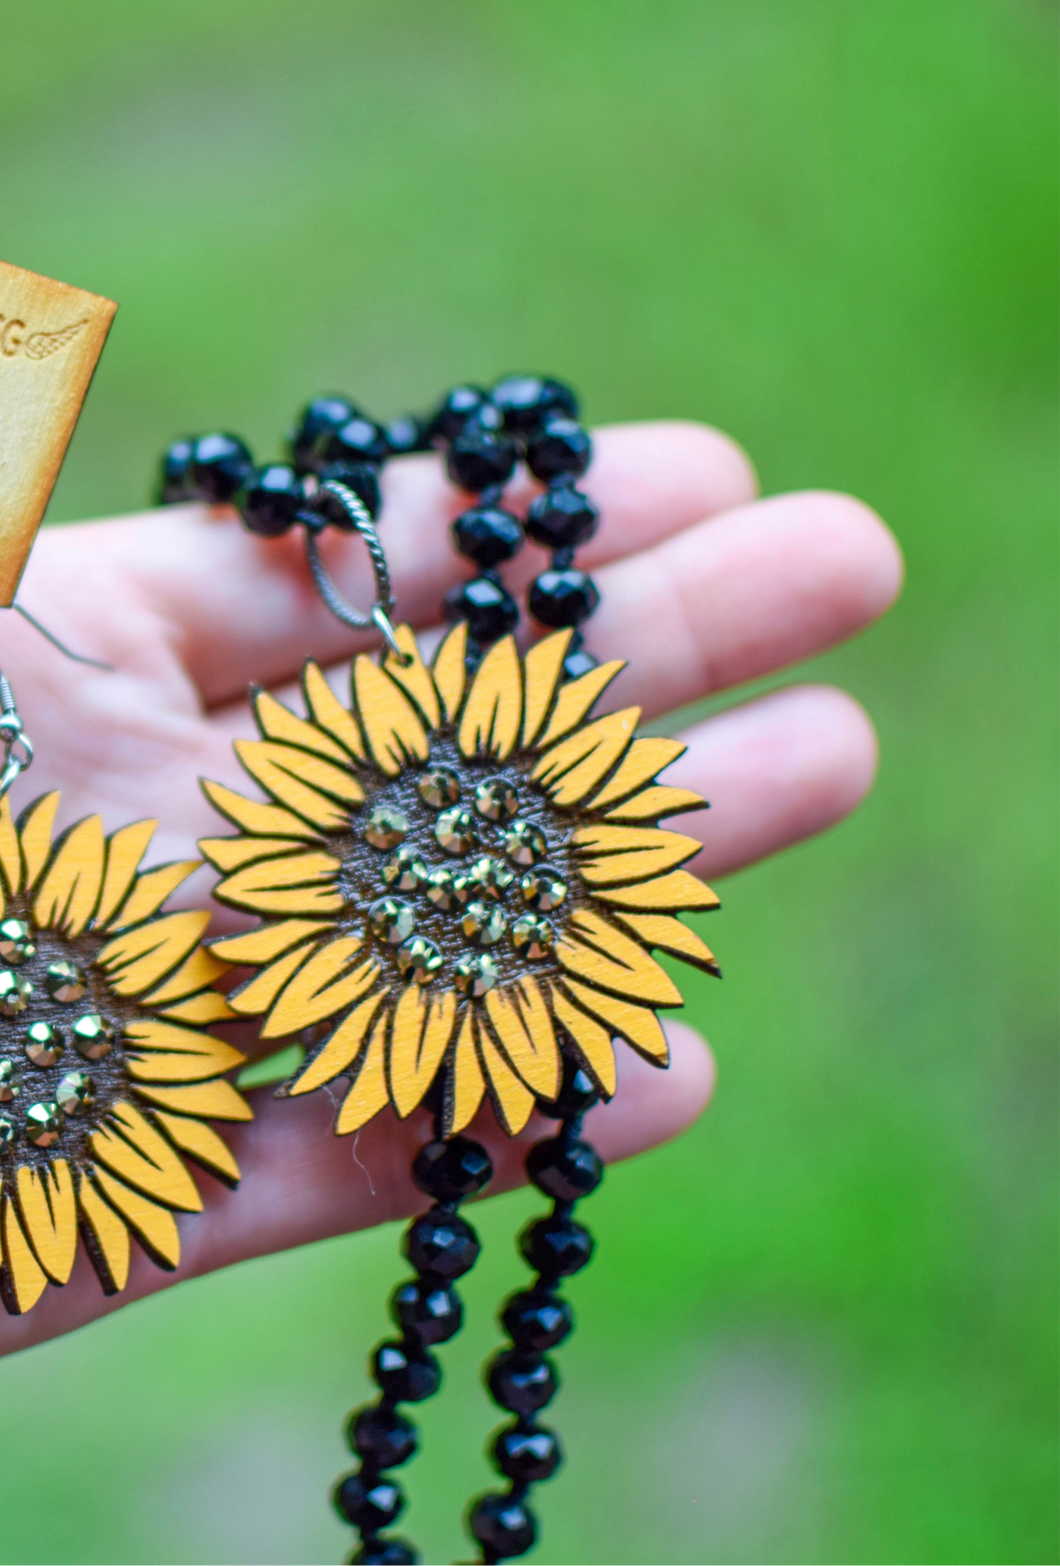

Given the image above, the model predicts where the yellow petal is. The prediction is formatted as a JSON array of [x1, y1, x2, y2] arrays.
[[514, 976, 561, 1080], [602, 785, 706, 822], [235, 740, 360, 829], [126, 1043, 244, 1084], [17, 791, 59, 891], [559, 977, 669, 1064], [477, 1016, 535, 1135], [132, 1079, 252, 1121], [288, 988, 388, 1096], [576, 833, 702, 887], [0, 795, 22, 896], [485, 985, 559, 1099], [16, 1162, 77, 1284], [201, 778, 321, 841], [352, 656, 429, 775], [302, 661, 367, 761], [142, 945, 229, 1006], [556, 908, 683, 1006], [154, 1112, 241, 1185], [613, 911, 720, 975], [209, 919, 332, 965], [97, 910, 211, 995], [159, 991, 237, 1025], [91, 1105, 202, 1212], [536, 660, 626, 749], [227, 940, 320, 1016], [587, 737, 687, 810], [520, 631, 572, 747], [444, 1006, 485, 1136], [335, 1013, 389, 1134], [458, 636, 522, 760], [388, 987, 457, 1119], [573, 823, 700, 856], [108, 860, 200, 931], [431, 622, 467, 723], [77, 1170, 130, 1293], [215, 849, 343, 918], [531, 709, 640, 806], [1, 1195, 47, 1313], [549, 984, 617, 1097], [95, 819, 156, 927], [252, 687, 351, 764], [590, 870, 720, 912], [384, 625, 441, 729], [33, 814, 104, 935], [263, 941, 377, 1040], [91, 1168, 181, 1269], [198, 835, 307, 873]]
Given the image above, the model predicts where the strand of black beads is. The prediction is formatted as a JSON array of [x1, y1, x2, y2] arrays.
[[333, 1130, 494, 1565], [467, 1058, 603, 1564]]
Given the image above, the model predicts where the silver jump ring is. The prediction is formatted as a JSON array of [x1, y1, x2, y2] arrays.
[[0, 674, 33, 801], [303, 481, 410, 664]]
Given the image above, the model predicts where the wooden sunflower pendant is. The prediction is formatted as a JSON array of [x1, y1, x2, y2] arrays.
[[202, 623, 719, 1139], [0, 791, 248, 1314]]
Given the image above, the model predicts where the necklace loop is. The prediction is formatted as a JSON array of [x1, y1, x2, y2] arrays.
[[302, 481, 411, 664]]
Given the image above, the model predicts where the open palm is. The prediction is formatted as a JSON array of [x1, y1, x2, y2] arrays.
[[0, 420, 901, 1354]]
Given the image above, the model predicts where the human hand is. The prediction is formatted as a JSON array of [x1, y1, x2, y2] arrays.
[[0, 419, 902, 1353]]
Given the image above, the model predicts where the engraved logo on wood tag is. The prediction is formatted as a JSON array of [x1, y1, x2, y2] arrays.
[[0, 316, 87, 361]]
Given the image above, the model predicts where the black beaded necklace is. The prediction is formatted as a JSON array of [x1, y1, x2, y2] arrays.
[[159, 376, 719, 1564]]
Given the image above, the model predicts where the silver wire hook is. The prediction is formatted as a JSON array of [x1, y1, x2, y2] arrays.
[[303, 481, 412, 665], [0, 673, 33, 801], [10, 603, 113, 671]]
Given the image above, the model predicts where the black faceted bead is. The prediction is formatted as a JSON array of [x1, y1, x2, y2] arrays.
[[236, 463, 303, 537], [322, 415, 389, 467], [542, 1062, 600, 1120], [447, 426, 518, 493], [501, 1289, 573, 1351], [346, 1404, 418, 1468], [390, 1278, 463, 1345], [528, 568, 600, 628], [333, 1472, 405, 1531], [492, 1422, 563, 1484], [189, 433, 254, 503], [290, 395, 359, 469], [428, 385, 500, 443], [525, 417, 592, 482], [314, 461, 382, 521], [347, 1543, 417, 1566], [372, 1340, 441, 1403], [445, 576, 519, 644], [468, 1492, 537, 1559], [520, 1214, 594, 1278], [525, 484, 599, 550], [563, 646, 599, 681], [526, 1135, 604, 1203], [385, 415, 428, 455], [158, 437, 195, 503], [487, 1349, 558, 1417], [491, 374, 578, 434], [412, 1138, 492, 1201], [452, 507, 524, 568], [404, 1211, 481, 1279]]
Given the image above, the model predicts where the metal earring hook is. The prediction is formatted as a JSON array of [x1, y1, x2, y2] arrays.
[[0, 674, 33, 800], [9, 603, 113, 671], [300, 480, 412, 666]]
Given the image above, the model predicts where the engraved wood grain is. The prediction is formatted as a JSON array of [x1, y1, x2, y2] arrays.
[[0, 260, 116, 603]]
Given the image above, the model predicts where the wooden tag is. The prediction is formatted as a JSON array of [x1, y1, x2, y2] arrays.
[[0, 260, 117, 605]]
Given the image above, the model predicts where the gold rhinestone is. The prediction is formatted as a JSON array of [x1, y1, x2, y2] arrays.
[[24, 1020, 65, 1067], [46, 960, 87, 1003], [520, 867, 568, 912], [368, 896, 416, 945], [364, 805, 409, 850], [474, 778, 519, 822], [382, 846, 428, 892], [460, 900, 508, 947], [396, 936, 443, 984], [72, 1013, 115, 1060], [25, 1101, 61, 1148], [504, 820, 547, 866], [468, 855, 515, 901], [435, 807, 478, 856], [417, 768, 461, 809], [0, 919, 35, 965], [511, 914, 556, 959], [0, 970, 32, 1017], [0, 1115, 16, 1149], [424, 868, 458, 912], [0, 1060, 20, 1103], [453, 954, 499, 997], [56, 1070, 95, 1116]]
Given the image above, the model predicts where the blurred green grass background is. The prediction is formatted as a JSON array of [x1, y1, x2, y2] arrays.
[[0, 1, 1056, 1561]]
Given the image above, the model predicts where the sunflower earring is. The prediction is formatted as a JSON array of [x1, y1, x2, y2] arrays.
[[162, 377, 720, 1565]]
